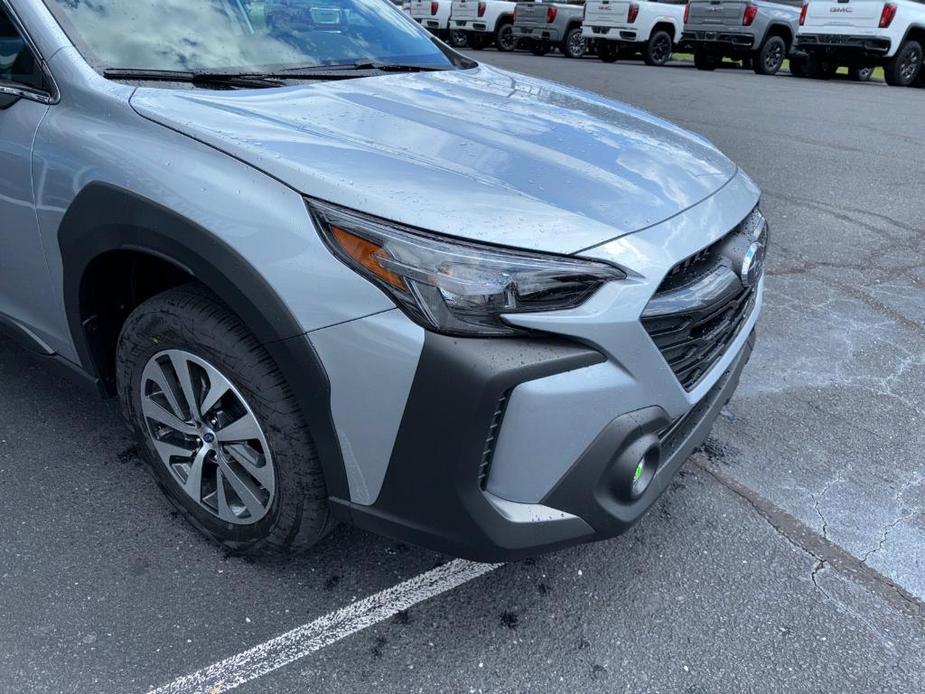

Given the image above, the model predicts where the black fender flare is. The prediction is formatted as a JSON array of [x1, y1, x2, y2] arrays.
[[763, 23, 794, 50], [57, 182, 351, 505]]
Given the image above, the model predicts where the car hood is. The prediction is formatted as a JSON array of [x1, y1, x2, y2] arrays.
[[131, 65, 737, 254]]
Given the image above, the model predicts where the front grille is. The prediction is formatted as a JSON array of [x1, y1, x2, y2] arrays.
[[641, 210, 765, 391], [477, 391, 510, 489]]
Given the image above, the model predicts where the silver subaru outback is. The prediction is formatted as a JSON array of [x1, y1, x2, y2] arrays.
[[0, 0, 766, 561]]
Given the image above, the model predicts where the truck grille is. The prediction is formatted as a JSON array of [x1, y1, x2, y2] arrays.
[[641, 209, 765, 391]]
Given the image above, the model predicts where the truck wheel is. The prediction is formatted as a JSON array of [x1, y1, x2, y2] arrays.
[[848, 65, 874, 81], [116, 284, 334, 557], [694, 48, 719, 71], [531, 40, 552, 56], [467, 31, 486, 49], [754, 35, 786, 75], [561, 27, 588, 59], [884, 40, 922, 86], [598, 41, 620, 63], [449, 29, 469, 48], [495, 21, 516, 51], [643, 30, 673, 66]]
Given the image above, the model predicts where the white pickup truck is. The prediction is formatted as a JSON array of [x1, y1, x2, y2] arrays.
[[451, 0, 519, 50], [796, 0, 925, 85], [582, 0, 688, 64], [410, 0, 470, 46]]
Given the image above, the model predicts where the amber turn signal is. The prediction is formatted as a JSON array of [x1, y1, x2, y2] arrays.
[[331, 226, 406, 290]]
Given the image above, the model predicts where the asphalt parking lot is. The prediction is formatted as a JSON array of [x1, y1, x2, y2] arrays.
[[1, 51, 923, 694]]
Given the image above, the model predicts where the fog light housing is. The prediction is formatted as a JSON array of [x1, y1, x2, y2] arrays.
[[629, 450, 658, 499]]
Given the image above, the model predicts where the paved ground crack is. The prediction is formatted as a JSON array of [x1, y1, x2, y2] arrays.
[[695, 458, 925, 620]]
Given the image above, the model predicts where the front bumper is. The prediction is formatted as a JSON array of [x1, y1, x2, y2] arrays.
[[682, 29, 756, 50], [336, 330, 755, 561], [514, 25, 563, 41], [795, 33, 891, 59]]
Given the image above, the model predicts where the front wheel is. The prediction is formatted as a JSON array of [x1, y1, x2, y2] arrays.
[[694, 48, 719, 71], [754, 35, 786, 75], [643, 30, 673, 66], [561, 27, 588, 59], [598, 41, 619, 63], [884, 40, 922, 86], [448, 29, 469, 48], [116, 285, 333, 556], [495, 21, 515, 52], [848, 65, 874, 81]]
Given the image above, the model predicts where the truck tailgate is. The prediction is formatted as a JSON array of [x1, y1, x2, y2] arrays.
[[452, 0, 480, 19], [686, 0, 750, 27], [584, 0, 631, 25], [803, 0, 882, 28], [514, 2, 548, 24], [410, 0, 432, 19]]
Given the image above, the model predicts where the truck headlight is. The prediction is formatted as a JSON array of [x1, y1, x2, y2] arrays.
[[309, 200, 625, 337]]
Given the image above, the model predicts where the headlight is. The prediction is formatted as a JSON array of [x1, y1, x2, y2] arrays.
[[309, 200, 625, 336]]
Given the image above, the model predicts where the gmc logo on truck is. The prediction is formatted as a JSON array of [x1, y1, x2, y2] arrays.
[[829, 6, 853, 12]]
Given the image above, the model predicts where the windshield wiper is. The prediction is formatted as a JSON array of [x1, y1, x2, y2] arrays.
[[275, 62, 450, 75], [103, 69, 286, 89], [104, 63, 450, 88]]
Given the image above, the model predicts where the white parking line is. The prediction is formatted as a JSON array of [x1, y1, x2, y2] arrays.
[[147, 559, 502, 694]]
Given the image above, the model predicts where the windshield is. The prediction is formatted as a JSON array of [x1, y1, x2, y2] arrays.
[[42, 0, 458, 73]]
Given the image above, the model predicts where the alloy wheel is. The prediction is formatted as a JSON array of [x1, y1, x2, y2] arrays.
[[900, 47, 922, 82], [765, 42, 783, 71], [140, 350, 275, 525], [652, 34, 671, 64], [497, 25, 515, 51], [568, 30, 586, 58]]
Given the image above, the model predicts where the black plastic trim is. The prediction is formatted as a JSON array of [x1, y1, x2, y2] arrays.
[[56, 183, 351, 504], [335, 332, 606, 561]]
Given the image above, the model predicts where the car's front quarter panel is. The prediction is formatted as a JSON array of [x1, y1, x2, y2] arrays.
[[31, 48, 394, 363]]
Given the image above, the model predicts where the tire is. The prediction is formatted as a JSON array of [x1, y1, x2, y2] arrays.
[[848, 65, 874, 81], [116, 284, 333, 557], [561, 27, 588, 59], [694, 48, 719, 71], [754, 35, 786, 75], [884, 40, 922, 86], [495, 21, 515, 52], [788, 56, 807, 77], [449, 29, 469, 48], [643, 30, 673, 66], [530, 40, 551, 56], [467, 31, 486, 49], [598, 41, 619, 63]]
